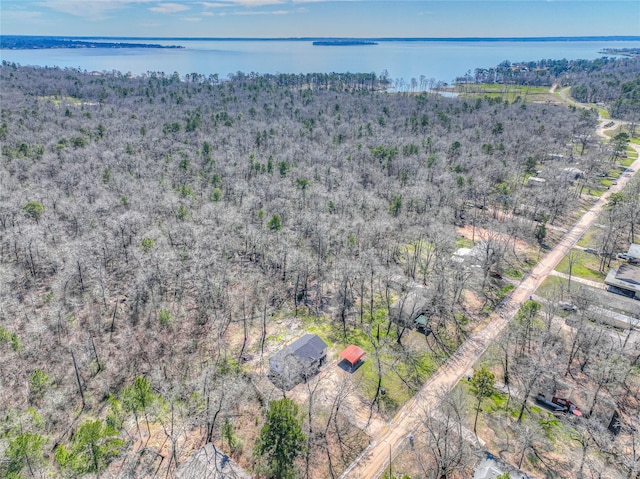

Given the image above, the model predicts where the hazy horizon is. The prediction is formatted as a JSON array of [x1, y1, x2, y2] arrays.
[[2, 1, 639, 39], [4, 34, 640, 41]]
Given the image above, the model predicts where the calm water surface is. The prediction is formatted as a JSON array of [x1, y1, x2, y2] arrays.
[[2, 39, 640, 87]]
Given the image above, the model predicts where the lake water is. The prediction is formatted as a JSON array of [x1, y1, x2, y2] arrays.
[[2, 39, 640, 88]]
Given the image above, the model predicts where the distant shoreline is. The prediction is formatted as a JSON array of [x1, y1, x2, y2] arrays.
[[0, 36, 183, 50], [599, 47, 640, 57], [313, 40, 378, 46], [2, 35, 640, 45]]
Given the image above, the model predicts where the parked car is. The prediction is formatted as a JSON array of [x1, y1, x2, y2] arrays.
[[618, 253, 639, 263], [558, 301, 577, 312], [584, 248, 598, 255]]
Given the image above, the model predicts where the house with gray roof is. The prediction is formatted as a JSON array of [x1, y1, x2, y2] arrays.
[[473, 452, 531, 479], [269, 333, 327, 389], [389, 289, 433, 331], [605, 264, 640, 300]]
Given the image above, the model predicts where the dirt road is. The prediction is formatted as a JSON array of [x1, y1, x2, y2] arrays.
[[340, 106, 640, 479]]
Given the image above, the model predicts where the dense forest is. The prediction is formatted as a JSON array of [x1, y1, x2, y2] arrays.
[[1, 59, 639, 478]]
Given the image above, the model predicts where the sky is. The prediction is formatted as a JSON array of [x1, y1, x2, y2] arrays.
[[1, 0, 639, 38]]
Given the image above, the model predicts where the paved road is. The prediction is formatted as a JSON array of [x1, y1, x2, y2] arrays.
[[340, 97, 640, 479]]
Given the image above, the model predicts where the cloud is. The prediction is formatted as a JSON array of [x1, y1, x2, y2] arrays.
[[233, 8, 289, 14], [199, 0, 284, 7], [1, 10, 46, 22], [205, 9, 289, 16], [231, 0, 284, 5], [183, 16, 203, 21], [36, 0, 152, 20], [197, 1, 230, 7], [149, 2, 191, 13], [292, 0, 362, 3]]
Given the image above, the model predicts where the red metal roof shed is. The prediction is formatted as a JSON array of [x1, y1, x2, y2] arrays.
[[339, 345, 366, 366]]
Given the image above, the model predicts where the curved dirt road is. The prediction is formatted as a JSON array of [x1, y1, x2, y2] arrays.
[[340, 98, 640, 479]]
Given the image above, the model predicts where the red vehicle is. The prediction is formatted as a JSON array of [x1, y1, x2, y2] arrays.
[[552, 397, 583, 417]]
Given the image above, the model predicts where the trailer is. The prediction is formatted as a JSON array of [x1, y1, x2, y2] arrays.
[[552, 397, 583, 417], [534, 394, 564, 413]]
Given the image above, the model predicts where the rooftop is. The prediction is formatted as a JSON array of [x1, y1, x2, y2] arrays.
[[414, 314, 428, 327], [628, 244, 640, 260], [588, 305, 640, 329], [339, 345, 366, 366], [390, 289, 432, 326], [615, 264, 640, 285], [605, 265, 640, 294], [527, 177, 546, 186], [270, 333, 327, 376]]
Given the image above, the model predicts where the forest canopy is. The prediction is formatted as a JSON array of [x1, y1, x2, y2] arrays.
[[0, 60, 634, 478]]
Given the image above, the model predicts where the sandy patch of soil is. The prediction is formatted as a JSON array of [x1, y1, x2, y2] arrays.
[[456, 224, 530, 254]]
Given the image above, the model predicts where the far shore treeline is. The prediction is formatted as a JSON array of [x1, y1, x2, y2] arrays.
[[0, 36, 183, 50]]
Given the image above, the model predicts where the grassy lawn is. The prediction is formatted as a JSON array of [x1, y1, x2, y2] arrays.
[[504, 267, 524, 279], [299, 308, 442, 414], [39, 95, 84, 105], [586, 187, 607, 197], [456, 84, 551, 103], [535, 276, 579, 304], [620, 157, 635, 167], [577, 227, 599, 248], [456, 236, 475, 248], [555, 248, 606, 282]]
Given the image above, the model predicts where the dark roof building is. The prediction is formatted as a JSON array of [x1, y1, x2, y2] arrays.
[[269, 333, 328, 389], [605, 264, 640, 300], [174, 444, 252, 479], [389, 289, 432, 329]]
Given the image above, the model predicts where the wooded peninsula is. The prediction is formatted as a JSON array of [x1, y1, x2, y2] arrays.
[[0, 36, 183, 50]]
